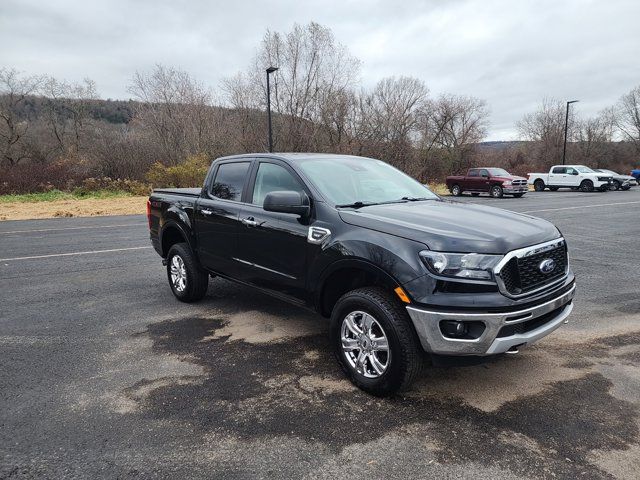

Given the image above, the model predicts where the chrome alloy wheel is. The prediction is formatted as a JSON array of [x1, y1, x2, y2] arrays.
[[341, 311, 390, 378], [170, 255, 187, 292]]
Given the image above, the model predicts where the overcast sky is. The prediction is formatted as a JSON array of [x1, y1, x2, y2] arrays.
[[1, 0, 638, 140]]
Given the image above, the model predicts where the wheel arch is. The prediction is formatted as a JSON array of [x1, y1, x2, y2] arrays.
[[315, 259, 405, 318], [160, 220, 193, 258]]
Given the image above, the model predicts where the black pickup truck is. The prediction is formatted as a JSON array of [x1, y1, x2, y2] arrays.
[[148, 153, 576, 395]]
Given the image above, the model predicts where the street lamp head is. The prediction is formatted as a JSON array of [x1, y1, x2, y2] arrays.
[[568, 100, 579, 104], [266, 66, 279, 74]]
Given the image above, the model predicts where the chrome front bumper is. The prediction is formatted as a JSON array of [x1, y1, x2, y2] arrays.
[[406, 284, 576, 355]]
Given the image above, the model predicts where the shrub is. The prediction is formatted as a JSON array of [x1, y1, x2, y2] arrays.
[[72, 177, 151, 196], [146, 154, 210, 188]]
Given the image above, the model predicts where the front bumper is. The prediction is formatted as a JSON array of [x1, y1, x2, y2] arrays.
[[406, 284, 576, 355], [503, 185, 528, 193]]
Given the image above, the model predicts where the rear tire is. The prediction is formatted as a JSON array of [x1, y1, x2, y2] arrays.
[[580, 180, 594, 192], [534, 180, 545, 191], [451, 184, 462, 196], [166, 243, 209, 302], [612, 180, 621, 191], [330, 287, 423, 396], [490, 185, 504, 198]]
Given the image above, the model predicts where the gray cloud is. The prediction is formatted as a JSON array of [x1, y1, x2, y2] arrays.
[[1, 0, 638, 139]]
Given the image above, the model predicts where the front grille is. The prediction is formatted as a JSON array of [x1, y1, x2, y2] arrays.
[[512, 180, 527, 185], [496, 305, 567, 337], [498, 243, 568, 296]]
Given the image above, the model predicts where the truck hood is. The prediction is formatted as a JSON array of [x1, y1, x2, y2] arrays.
[[338, 199, 560, 254], [493, 175, 527, 182]]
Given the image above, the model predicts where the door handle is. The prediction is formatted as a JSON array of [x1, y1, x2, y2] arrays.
[[200, 208, 213, 216], [241, 217, 258, 227]]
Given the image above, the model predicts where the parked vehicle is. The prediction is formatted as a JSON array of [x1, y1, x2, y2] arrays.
[[446, 168, 528, 198], [593, 169, 637, 190], [528, 165, 613, 192], [631, 169, 640, 183], [148, 153, 576, 395]]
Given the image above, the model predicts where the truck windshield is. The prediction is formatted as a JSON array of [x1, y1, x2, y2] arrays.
[[297, 157, 438, 206], [487, 168, 510, 176]]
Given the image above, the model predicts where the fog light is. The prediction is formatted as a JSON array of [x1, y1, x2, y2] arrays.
[[439, 320, 486, 340], [441, 320, 468, 338]]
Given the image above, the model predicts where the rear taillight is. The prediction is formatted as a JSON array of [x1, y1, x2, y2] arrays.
[[146, 200, 152, 229]]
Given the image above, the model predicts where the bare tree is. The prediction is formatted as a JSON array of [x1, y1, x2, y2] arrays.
[[129, 64, 217, 164], [614, 84, 640, 152], [356, 76, 428, 169], [40, 76, 98, 159], [0, 68, 44, 167], [224, 22, 361, 152], [516, 98, 571, 169], [417, 94, 489, 178], [575, 111, 615, 167]]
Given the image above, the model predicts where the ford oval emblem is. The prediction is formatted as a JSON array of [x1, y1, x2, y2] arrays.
[[539, 259, 556, 274]]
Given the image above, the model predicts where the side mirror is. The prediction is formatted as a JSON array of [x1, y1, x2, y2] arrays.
[[263, 190, 310, 217]]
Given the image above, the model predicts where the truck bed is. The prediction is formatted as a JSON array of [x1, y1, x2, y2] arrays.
[[152, 187, 202, 197]]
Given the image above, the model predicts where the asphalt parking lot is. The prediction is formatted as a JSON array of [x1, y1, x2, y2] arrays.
[[1, 189, 639, 479]]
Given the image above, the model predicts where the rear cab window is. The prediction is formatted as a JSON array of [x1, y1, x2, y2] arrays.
[[552, 167, 566, 174], [210, 162, 251, 201]]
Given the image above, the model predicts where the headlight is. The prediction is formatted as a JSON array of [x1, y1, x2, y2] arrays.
[[503, 180, 512, 185], [419, 251, 502, 281], [597, 176, 610, 182]]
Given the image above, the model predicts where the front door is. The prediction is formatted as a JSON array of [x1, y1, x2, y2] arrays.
[[195, 160, 252, 276], [235, 160, 310, 301]]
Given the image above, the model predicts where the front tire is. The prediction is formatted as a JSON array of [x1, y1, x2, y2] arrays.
[[166, 243, 209, 302], [612, 180, 621, 191], [490, 185, 504, 198], [580, 180, 594, 192], [330, 287, 423, 396]]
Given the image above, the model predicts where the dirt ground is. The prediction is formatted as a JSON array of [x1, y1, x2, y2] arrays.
[[0, 196, 148, 221]]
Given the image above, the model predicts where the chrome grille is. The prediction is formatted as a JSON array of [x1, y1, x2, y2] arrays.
[[495, 239, 568, 298]]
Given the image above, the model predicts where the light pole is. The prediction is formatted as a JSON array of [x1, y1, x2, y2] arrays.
[[562, 100, 579, 165], [266, 66, 278, 152]]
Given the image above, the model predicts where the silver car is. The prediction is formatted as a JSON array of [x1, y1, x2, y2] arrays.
[[593, 169, 637, 190]]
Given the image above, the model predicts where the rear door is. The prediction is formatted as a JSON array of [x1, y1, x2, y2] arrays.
[[195, 159, 252, 276], [548, 166, 564, 186], [234, 159, 311, 301], [466, 169, 482, 190]]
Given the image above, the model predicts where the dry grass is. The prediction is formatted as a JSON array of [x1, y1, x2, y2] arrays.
[[428, 183, 450, 195], [0, 196, 148, 221]]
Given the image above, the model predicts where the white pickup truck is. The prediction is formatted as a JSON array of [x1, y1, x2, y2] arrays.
[[528, 165, 613, 192]]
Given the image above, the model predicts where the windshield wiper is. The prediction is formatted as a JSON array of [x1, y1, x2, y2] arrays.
[[335, 201, 379, 209], [400, 196, 432, 201]]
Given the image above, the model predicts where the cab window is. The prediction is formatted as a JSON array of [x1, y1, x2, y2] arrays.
[[251, 162, 305, 206], [468, 169, 479, 177], [480, 169, 489, 177], [211, 162, 250, 201], [552, 167, 566, 174]]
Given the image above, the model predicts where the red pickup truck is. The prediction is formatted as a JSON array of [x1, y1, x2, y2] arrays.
[[446, 168, 528, 198]]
